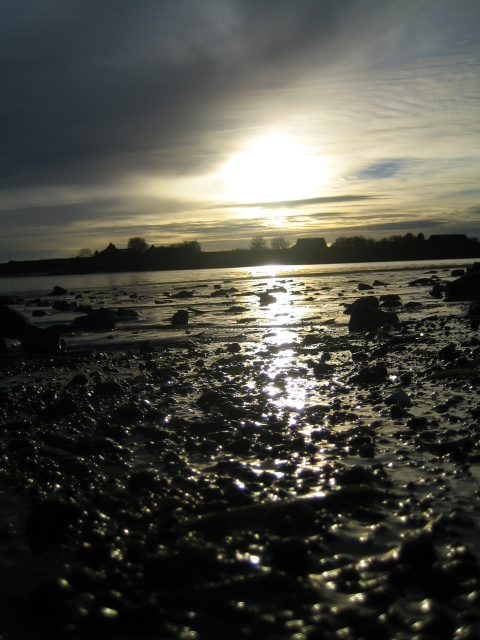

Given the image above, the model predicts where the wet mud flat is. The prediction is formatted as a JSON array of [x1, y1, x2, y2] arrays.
[[1, 268, 480, 638]]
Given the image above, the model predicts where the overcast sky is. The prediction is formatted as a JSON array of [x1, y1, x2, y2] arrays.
[[2, 0, 480, 260]]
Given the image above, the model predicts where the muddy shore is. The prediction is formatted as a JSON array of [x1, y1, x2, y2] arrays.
[[1, 267, 480, 639]]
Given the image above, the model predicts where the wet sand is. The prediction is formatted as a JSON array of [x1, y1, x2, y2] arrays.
[[1, 265, 480, 638]]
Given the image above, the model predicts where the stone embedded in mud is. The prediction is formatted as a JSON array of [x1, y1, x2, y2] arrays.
[[171, 309, 188, 325]]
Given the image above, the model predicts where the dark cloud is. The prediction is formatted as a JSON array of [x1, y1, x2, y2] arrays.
[[209, 195, 379, 209], [1, 0, 357, 188]]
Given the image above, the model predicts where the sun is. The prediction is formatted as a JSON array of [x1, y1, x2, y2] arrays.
[[222, 135, 329, 203]]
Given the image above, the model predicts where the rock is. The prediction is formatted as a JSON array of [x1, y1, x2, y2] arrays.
[[350, 364, 388, 384], [468, 302, 480, 317], [408, 277, 435, 287], [171, 290, 194, 299], [451, 268, 465, 277], [49, 285, 68, 296], [0, 305, 61, 353], [344, 296, 379, 313], [73, 308, 116, 331], [211, 288, 229, 297], [258, 292, 276, 305], [227, 342, 242, 353], [358, 282, 374, 291], [398, 531, 437, 570], [348, 305, 399, 332], [116, 308, 140, 319], [446, 272, 480, 301], [26, 498, 83, 551], [94, 380, 125, 397], [385, 388, 412, 408], [52, 299, 76, 311], [430, 282, 444, 298], [112, 404, 143, 424], [225, 306, 248, 314], [380, 294, 402, 308], [171, 310, 188, 325], [31, 309, 48, 317]]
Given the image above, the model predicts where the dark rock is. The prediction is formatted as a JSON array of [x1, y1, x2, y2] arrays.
[[430, 282, 444, 298], [211, 288, 229, 297], [258, 292, 276, 305], [31, 309, 47, 317], [94, 380, 124, 397], [171, 310, 188, 325], [380, 294, 402, 308], [358, 282, 374, 291], [112, 404, 143, 423], [73, 308, 116, 331], [344, 296, 379, 313], [312, 360, 336, 376], [350, 364, 388, 384], [52, 299, 76, 311], [385, 388, 412, 407], [116, 308, 140, 319], [226, 306, 248, 314], [348, 305, 399, 332], [446, 272, 480, 301], [227, 342, 242, 353], [451, 268, 466, 277], [139, 340, 155, 354], [0, 305, 61, 353], [468, 302, 480, 317], [171, 290, 194, 299], [398, 531, 437, 570], [49, 285, 68, 296], [408, 277, 435, 287], [26, 498, 83, 551], [335, 465, 376, 485]]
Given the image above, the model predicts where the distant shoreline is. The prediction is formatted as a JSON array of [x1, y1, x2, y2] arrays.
[[1, 234, 479, 278]]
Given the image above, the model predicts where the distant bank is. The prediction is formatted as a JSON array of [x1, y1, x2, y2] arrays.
[[1, 234, 479, 278]]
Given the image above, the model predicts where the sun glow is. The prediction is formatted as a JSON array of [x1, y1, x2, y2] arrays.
[[222, 135, 329, 203]]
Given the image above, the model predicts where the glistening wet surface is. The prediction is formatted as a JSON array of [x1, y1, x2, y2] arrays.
[[1, 260, 480, 639]]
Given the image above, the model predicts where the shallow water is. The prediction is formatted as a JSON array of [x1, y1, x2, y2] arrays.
[[0, 259, 472, 350]]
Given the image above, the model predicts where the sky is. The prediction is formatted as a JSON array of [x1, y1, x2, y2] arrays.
[[1, 0, 480, 261]]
